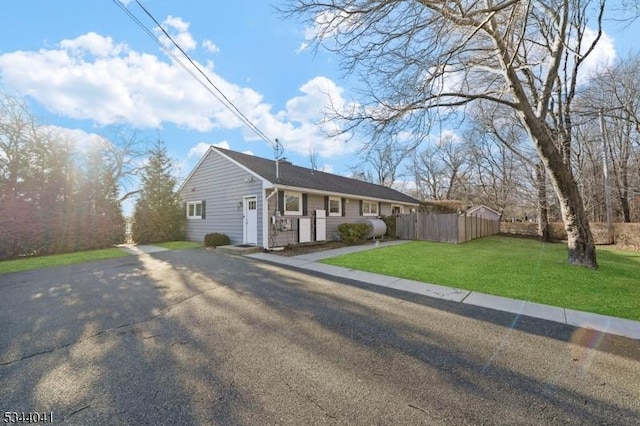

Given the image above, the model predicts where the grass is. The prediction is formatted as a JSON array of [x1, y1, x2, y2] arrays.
[[321, 235, 640, 321], [153, 240, 202, 250], [0, 241, 202, 275], [0, 248, 130, 275]]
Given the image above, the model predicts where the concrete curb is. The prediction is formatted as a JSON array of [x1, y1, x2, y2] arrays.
[[246, 241, 640, 341]]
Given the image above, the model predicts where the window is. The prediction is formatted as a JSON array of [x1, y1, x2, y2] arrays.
[[187, 201, 203, 219], [391, 205, 403, 215], [284, 191, 302, 215], [328, 197, 341, 216], [362, 200, 378, 216]]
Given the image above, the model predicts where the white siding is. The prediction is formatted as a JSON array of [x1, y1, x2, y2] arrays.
[[180, 149, 263, 245]]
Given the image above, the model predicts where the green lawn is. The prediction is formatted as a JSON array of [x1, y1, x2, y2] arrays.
[[153, 241, 203, 250], [0, 241, 203, 275], [0, 248, 130, 275], [321, 236, 640, 321]]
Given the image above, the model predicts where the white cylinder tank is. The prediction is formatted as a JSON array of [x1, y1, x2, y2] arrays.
[[362, 218, 387, 239]]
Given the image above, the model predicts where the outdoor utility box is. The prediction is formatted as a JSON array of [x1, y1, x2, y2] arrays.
[[315, 209, 326, 241]]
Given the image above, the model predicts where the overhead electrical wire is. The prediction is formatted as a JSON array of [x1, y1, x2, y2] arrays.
[[110, 0, 278, 150]]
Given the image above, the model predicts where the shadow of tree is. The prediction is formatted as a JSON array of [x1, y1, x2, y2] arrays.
[[0, 248, 638, 424], [166, 249, 640, 424]]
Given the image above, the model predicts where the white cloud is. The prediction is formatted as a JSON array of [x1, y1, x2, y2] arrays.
[[202, 40, 220, 54], [249, 76, 358, 158], [322, 163, 334, 174], [579, 28, 617, 83], [0, 31, 246, 131], [43, 125, 108, 153], [187, 142, 211, 159], [60, 32, 127, 57], [0, 26, 357, 161], [437, 129, 461, 144], [157, 16, 197, 52], [163, 16, 190, 33], [297, 9, 359, 53], [285, 76, 343, 122], [187, 140, 253, 160], [213, 140, 230, 150]]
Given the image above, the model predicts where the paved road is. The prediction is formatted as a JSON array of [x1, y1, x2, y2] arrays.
[[1, 249, 639, 425]]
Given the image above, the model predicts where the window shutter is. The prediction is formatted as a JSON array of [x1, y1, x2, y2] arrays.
[[277, 190, 284, 214], [201, 200, 206, 219], [359, 200, 363, 216], [183, 202, 187, 217], [378, 202, 381, 217], [341, 198, 346, 217], [302, 194, 308, 216], [324, 196, 329, 212]]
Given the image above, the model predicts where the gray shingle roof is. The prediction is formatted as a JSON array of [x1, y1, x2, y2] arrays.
[[215, 147, 419, 205]]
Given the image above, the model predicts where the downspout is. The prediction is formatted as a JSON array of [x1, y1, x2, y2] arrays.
[[264, 188, 278, 249]]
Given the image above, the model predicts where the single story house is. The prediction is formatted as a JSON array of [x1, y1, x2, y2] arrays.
[[179, 146, 420, 248]]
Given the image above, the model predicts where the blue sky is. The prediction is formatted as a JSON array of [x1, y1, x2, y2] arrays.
[[0, 1, 355, 177], [0, 1, 638, 214]]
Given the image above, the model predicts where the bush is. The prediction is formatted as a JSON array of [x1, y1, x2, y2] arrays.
[[204, 232, 231, 247], [338, 223, 371, 244], [381, 215, 396, 238]]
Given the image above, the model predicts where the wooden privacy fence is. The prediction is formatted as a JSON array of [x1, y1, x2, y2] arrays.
[[395, 213, 499, 243]]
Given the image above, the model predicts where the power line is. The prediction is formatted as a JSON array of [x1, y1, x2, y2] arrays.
[[110, 0, 277, 150], [133, 0, 274, 146]]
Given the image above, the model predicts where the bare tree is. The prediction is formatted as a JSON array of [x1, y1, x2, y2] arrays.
[[282, 0, 635, 267], [465, 123, 520, 212], [575, 56, 640, 223], [0, 93, 36, 200], [466, 102, 552, 241], [108, 129, 147, 202], [411, 132, 472, 201], [0, 92, 143, 258], [351, 141, 408, 187], [308, 148, 324, 171]]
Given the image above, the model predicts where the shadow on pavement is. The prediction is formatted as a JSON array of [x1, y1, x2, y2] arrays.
[[0, 248, 638, 424]]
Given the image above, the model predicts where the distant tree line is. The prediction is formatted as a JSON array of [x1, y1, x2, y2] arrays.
[[350, 55, 640, 228], [0, 94, 137, 260], [286, 0, 640, 267]]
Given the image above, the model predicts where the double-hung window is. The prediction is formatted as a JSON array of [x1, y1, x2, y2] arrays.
[[187, 201, 203, 219], [328, 197, 341, 216], [362, 200, 378, 216], [284, 191, 302, 215]]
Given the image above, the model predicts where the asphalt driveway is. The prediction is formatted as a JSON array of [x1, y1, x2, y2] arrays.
[[1, 248, 639, 425]]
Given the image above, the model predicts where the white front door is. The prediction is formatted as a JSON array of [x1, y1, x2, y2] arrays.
[[243, 196, 258, 245]]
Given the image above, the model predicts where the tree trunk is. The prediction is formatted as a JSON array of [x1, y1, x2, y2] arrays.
[[536, 163, 551, 243], [523, 116, 598, 268], [490, 21, 598, 268], [620, 195, 631, 223]]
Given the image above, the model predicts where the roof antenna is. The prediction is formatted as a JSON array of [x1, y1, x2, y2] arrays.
[[274, 138, 284, 180]]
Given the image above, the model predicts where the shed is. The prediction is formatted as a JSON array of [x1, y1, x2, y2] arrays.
[[466, 205, 501, 221]]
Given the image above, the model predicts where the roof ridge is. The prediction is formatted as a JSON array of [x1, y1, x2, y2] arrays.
[[212, 145, 420, 204]]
